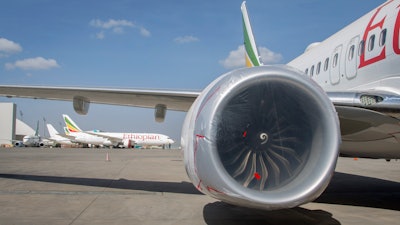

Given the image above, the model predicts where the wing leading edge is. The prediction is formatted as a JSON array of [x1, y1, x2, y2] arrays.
[[0, 85, 200, 114]]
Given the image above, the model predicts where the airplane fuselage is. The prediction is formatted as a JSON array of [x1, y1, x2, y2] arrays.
[[95, 132, 174, 146], [289, 0, 400, 94], [22, 135, 43, 147], [67, 132, 111, 146]]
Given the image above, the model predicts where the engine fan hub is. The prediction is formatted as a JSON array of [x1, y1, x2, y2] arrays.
[[244, 128, 270, 152], [259, 133, 268, 144]]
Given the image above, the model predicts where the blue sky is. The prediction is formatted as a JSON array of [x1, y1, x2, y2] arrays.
[[0, 0, 383, 144]]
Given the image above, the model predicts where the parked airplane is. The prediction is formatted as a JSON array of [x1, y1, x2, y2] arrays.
[[63, 114, 113, 147], [19, 121, 45, 147], [88, 130, 175, 149], [46, 123, 74, 146], [63, 114, 174, 148], [0, 1, 399, 211]]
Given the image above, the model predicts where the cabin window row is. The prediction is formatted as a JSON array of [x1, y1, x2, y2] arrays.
[[304, 29, 387, 77]]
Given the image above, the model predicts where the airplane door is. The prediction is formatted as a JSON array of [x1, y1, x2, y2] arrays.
[[330, 45, 342, 85], [345, 36, 359, 79]]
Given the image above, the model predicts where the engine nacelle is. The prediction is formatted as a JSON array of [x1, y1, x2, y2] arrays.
[[123, 139, 133, 148], [14, 141, 24, 147], [181, 65, 340, 210]]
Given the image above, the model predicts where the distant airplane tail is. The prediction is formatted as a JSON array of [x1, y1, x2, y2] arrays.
[[63, 114, 82, 132], [34, 120, 40, 136], [241, 1, 263, 67], [46, 123, 59, 137], [63, 127, 71, 135]]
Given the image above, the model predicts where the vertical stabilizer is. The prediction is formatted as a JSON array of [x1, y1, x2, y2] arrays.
[[63, 114, 82, 132], [241, 1, 262, 67], [46, 124, 59, 137], [34, 120, 40, 136], [63, 127, 71, 135]]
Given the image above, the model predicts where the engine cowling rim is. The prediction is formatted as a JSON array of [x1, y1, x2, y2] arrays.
[[206, 66, 340, 205]]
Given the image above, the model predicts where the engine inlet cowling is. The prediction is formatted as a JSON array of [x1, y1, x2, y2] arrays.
[[182, 65, 340, 210]]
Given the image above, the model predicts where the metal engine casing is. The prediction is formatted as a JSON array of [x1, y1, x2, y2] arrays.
[[181, 65, 341, 210]]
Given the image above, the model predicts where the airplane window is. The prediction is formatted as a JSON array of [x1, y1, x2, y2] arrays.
[[368, 35, 375, 51], [310, 65, 314, 77], [358, 40, 365, 56], [379, 29, 387, 47], [348, 45, 355, 61], [324, 58, 329, 71], [333, 53, 338, 68], [316, 62, 321, 75], [305, 68, 309, 75]]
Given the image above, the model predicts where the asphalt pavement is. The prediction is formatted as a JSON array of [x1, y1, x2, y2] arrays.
[[0, 148, 398, 225]]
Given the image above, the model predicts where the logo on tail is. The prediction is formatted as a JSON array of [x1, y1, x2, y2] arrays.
[[63, 114, 82, 132]]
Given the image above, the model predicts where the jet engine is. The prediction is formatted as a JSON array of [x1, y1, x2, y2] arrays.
[[181, 65, 341, 210], [123, 139, 133, 148]]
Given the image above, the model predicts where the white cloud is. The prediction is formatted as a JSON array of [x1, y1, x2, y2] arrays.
[[219, 45, 245, 69], [113, 27, 125, 34], [139, 27, 151, 37], [89, 19, 150, 39], [5, 57, 59, 70], [259, 46, 283, 64], [0, 38, 22, 56], [89, 19, 134, 29], [96, 31, 105, 40], [219, 45, 282, 69], [174, 35, 199, 44]]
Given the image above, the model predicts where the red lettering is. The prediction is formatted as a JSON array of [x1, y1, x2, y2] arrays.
[[359, 2, 392, 68], [394, 5, 400, 54]]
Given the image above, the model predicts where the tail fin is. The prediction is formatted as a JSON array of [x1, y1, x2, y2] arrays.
[[63, 127, 71, 135], [63, 114, 82, 132], [46, 123, 59, 137], [34, 120, 40, 136], [241, 1, 262, 67]]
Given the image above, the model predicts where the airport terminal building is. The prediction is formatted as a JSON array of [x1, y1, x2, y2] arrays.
[[0, 102, 34, 147]]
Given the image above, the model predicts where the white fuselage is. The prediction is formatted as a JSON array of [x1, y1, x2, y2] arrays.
[[22, 135, 42, 147], [288, 0, 400, 94], [67, 132, 111, 146], [94, 132, 174, 146]]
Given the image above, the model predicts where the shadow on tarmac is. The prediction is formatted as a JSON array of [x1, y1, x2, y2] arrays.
[[315, 172, 400, 211], [0, 171, 398, 213], [0, 173, 201, 195], [203, 202, 341, 225]]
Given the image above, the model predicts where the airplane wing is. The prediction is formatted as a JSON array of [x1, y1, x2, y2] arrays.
[[334, 104, 400, 158], [0, 85, 199, 112]]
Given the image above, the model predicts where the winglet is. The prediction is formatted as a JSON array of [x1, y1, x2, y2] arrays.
[[63, 114, 82, 132], [241, 1, 262, 67]]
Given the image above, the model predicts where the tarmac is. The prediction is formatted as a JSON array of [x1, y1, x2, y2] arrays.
[[0, 147, 398, 225]]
